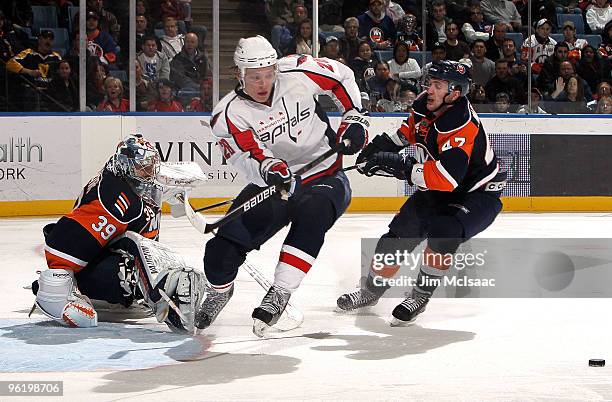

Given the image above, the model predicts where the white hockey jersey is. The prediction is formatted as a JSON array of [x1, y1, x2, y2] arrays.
[[210, 55, 367, 187]]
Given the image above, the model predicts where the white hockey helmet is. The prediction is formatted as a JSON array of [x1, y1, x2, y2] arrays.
[[234, 35, 278, 85]]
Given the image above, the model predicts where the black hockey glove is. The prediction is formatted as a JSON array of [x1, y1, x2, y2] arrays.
[[356, 133, 405, 174], [362, 152, 416, 182], [340, 123, 367, 155], [260, 158, 299, 197]]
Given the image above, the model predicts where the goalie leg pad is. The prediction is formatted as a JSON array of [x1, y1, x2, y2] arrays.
[[35, 269, 97, 327]]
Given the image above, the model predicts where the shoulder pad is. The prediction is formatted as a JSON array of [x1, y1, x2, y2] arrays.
[[434, 97, 472, 133], [98, 171, 143, 224]]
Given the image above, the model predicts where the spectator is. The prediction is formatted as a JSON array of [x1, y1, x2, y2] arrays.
[[87, 0, 121, 44], [556, 0, 581, 15], [444, 22, 470, 61], [269, 1, 305, 55], [148, 78, 184, 111], [349, 40, 378, 91], [462, 4, 493, 43], [485, 23, 507, 62], [340, 17, 362, 62], [159, 17, 184, 61], [517, 87, 548, 113], [548, 75, 589, 113], [447, 0, 472, 23], [521, 18, 556, 74], [561, 21, 588, 52], [86, 55, 107, 109], [479, 0, 522, 32], [358, 0, 397, 50], [376, 78, 403, 112], [485, 58, 525, 103], [86, 11, 119, 65], [286, 19, 321, 55], [399, 82, 417, 112], [277, 4, 308, 56], [322, 36, 342, 60], [136, 0, 152, 21], [137, 36, 170, 82], [160, 0, 185, 21], [595, 80, 612, 99], [598, 20, 612, 60], [0, 10, 15, 105], [179, 0, 192, 25], [135, 58, 156, 111], [136, 14, 153, 52], [470, 39, 496, 86], [595, 94, 612, 112], [186, 79, 212, 112], [396, 14, 423, 51], [319, 0, 344, 32], [577, 45, 605, 92], [96, 76, 129, 112], [1, 0, 32, 29], [6, 29, 61, 111], [388, 41, 421, 84], [366, 60, 392, 99], [421, 43, 446, 77], [360, 90, 373, 112], [537, 43, 569, 95], [586, 0, 612, 34], [430, 1, 450, 44], [170, 32, 209, 90], [493, 92, 511, 112], [468, 83, 489, 112], [558, 60, 593, 100], [47, 60, 78, 111], [501, 37, 519, 65]]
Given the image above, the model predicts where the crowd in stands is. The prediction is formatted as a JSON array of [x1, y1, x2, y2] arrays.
[[2, 0, 612, 114], [0, 0, 211, 112], [267, 0, 612, 114]]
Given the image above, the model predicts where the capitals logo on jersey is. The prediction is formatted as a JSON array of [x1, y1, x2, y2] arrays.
[[255, 101, 311, 144]]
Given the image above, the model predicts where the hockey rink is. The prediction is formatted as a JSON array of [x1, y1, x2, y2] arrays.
[[1, 212, 612, 401]]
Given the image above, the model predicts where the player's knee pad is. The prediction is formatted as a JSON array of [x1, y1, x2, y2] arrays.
[[286, 194, 336, 256], [35, 269, 98, 328], [427, 215, 464, 254], [204, 236, 247, 286]]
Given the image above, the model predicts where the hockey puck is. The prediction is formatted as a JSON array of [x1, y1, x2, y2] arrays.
[[589, 359, 605, 367]]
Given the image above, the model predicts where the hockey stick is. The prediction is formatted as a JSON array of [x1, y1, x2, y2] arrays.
[[200, 139, 349, 234], [179, 192, 304, 332]]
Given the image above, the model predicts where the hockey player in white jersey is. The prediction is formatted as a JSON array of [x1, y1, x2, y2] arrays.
[[195, 36, 368, 336]]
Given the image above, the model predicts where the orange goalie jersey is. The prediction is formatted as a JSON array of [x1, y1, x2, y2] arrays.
[[44, 168, 161, 272]]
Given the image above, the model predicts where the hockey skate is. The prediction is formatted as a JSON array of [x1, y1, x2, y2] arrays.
[[194, 284, 234, 330], [252, 285, 291, 338], [389, 288, 431, 326], [336, 275, 388, 312]]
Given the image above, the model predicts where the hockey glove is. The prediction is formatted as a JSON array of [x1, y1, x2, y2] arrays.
[[362, 152, 416, 182], [260, 158, 299, 197], [356, 133, 405, 174], [339, 123, 367, 155]]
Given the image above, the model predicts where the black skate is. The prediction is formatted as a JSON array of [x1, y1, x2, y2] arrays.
[[390, 288, 430, 326], [336, 275, 389, 311], [194, 284, 233, 330], [252, 285, 291, 337]]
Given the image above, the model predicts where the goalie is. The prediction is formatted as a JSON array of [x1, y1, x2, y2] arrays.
[[31, 134, 205, 333]]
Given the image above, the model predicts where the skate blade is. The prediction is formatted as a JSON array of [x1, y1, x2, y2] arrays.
[[388, 316, 417, 327], [252, 318, 272, 338]]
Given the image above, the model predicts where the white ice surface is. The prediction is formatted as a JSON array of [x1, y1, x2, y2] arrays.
[[1, 213, 612, 401]]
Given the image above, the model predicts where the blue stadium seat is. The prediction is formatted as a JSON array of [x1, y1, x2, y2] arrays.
[[43, 28, 69, 56], [550, 33, 564, 43], [557, 14, 585, 34], [410, 51, 432, 67], [109, 70, 128, 83], [154, 29, 165, 39], [375, 50, 393, 62], [32, 6, 59, 33], [505, 32, 524, 50], [577, 34, 602, 48]]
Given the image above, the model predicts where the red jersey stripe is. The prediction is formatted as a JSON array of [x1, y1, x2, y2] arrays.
[[226, 118, 266, 162], [303, 71, 355, 111]]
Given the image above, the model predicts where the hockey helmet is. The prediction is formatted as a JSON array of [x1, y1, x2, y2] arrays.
[[424, 60, 472, 97], [109, 134, 162, 204], [234, 35, 278, 84]]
